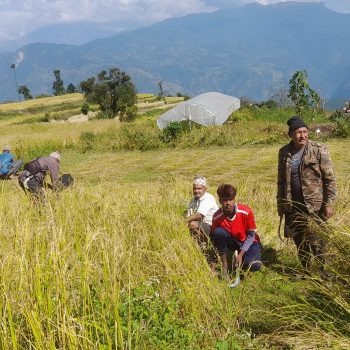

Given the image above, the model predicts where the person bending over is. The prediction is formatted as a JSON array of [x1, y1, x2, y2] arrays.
[[18, 151, 61, 203], [0, 145, 23, 179]]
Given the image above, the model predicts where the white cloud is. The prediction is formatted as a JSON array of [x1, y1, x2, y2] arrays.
[[205, 0, 350, 13], [0, 0, 349, 41], [0, 0, 216, 40]]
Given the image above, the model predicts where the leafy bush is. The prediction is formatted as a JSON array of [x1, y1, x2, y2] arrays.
[[119, 105, 137, 122], [329, 110, 350, 138], [161, 122, 184, 143], [40, 112, 51, 122], [81, 102, 90, 115]]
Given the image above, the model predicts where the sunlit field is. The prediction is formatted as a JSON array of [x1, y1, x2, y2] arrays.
[[0, 95, 349, 349], [0, 94, 84, 112]]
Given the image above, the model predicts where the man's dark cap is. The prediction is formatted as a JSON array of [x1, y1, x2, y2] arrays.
[[287, 116, 308, 132]]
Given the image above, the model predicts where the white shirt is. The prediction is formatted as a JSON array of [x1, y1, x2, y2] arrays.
[[187, 192, 219, 225]]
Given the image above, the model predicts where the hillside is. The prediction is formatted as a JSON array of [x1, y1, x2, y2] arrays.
[[1, 2, 350, 105], [0, 95, 349, 348]]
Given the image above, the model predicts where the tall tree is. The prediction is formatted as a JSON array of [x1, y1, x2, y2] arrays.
[[288, 70, 321, 115], [52, 69, 65, 96], [17, 85, 33, 100], [80, 67, 137, 121]]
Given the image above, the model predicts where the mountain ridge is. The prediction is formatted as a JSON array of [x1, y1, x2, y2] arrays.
[[1, 2, 349, 105]]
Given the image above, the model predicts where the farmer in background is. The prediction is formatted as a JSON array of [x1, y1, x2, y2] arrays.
[[211, 184, 262, 278], [187, 176, 219, 270], [277, 116, 336, 269], [0, 146, 23, 179], [18, 151, 61, 202]]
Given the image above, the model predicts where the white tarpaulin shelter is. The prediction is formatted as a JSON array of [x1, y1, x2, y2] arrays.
[[157, 92, 240, 129]]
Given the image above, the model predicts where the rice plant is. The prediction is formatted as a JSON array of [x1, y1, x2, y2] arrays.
[[0, 95, 349, 349]]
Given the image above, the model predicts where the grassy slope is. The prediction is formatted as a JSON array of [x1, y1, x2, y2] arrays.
[[0, 96, 349, 349]]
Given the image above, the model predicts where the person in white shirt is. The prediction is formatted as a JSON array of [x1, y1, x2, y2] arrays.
[[187, 175, 219, 269]]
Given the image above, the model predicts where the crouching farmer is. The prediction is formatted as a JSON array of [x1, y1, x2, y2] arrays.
[[187, 176, 219, 270], [0, 145, 23, 179], [211, 184, 262, 277], [18, 151, 61, 203]]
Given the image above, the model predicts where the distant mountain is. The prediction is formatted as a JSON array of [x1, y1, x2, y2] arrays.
[[0, 21, 124, 51], [0, 2, 350, 105]]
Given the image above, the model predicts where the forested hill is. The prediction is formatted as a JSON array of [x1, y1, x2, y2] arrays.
[[1, 2, 350, 104]]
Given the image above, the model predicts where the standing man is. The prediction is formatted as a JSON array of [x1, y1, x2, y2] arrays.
[[211, 184, 262, 277], [0, 146, 23, 179], [187, 176, 219, 270], [277, 116, 336, 269], [18, 151, 61, 202]]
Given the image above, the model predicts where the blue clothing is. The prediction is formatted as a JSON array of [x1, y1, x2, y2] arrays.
[[0, 153, 14, 175], [211, 227, 262, 271]]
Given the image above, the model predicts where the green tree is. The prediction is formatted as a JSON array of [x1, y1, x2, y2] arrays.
[[80, 77, 95, 96], [80, 67, 137, 121], [17, 85, 33, 100], [52, 69, 65, 96], [66, 83, 77, 94], [288, 70, 321, 115]]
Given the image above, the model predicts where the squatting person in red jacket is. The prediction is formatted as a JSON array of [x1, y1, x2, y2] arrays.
[[211, 184, 262, 277]]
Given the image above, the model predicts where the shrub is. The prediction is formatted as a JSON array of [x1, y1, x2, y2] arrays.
[[96, 110, 114, 119], [119, 123, 163, 151], [81, 102, 90, 115], [119, 105, 137, 122], [329, 110, 350, 138], [161, 122, 184, 143], [40, 112, 51, 122]]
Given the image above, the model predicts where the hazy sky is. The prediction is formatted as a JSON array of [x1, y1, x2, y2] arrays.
[[0, 0, 349, 41]]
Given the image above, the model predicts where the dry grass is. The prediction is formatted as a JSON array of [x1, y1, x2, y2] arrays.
[[0, 93, 84, 112], [0, 94, 350, 349]]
